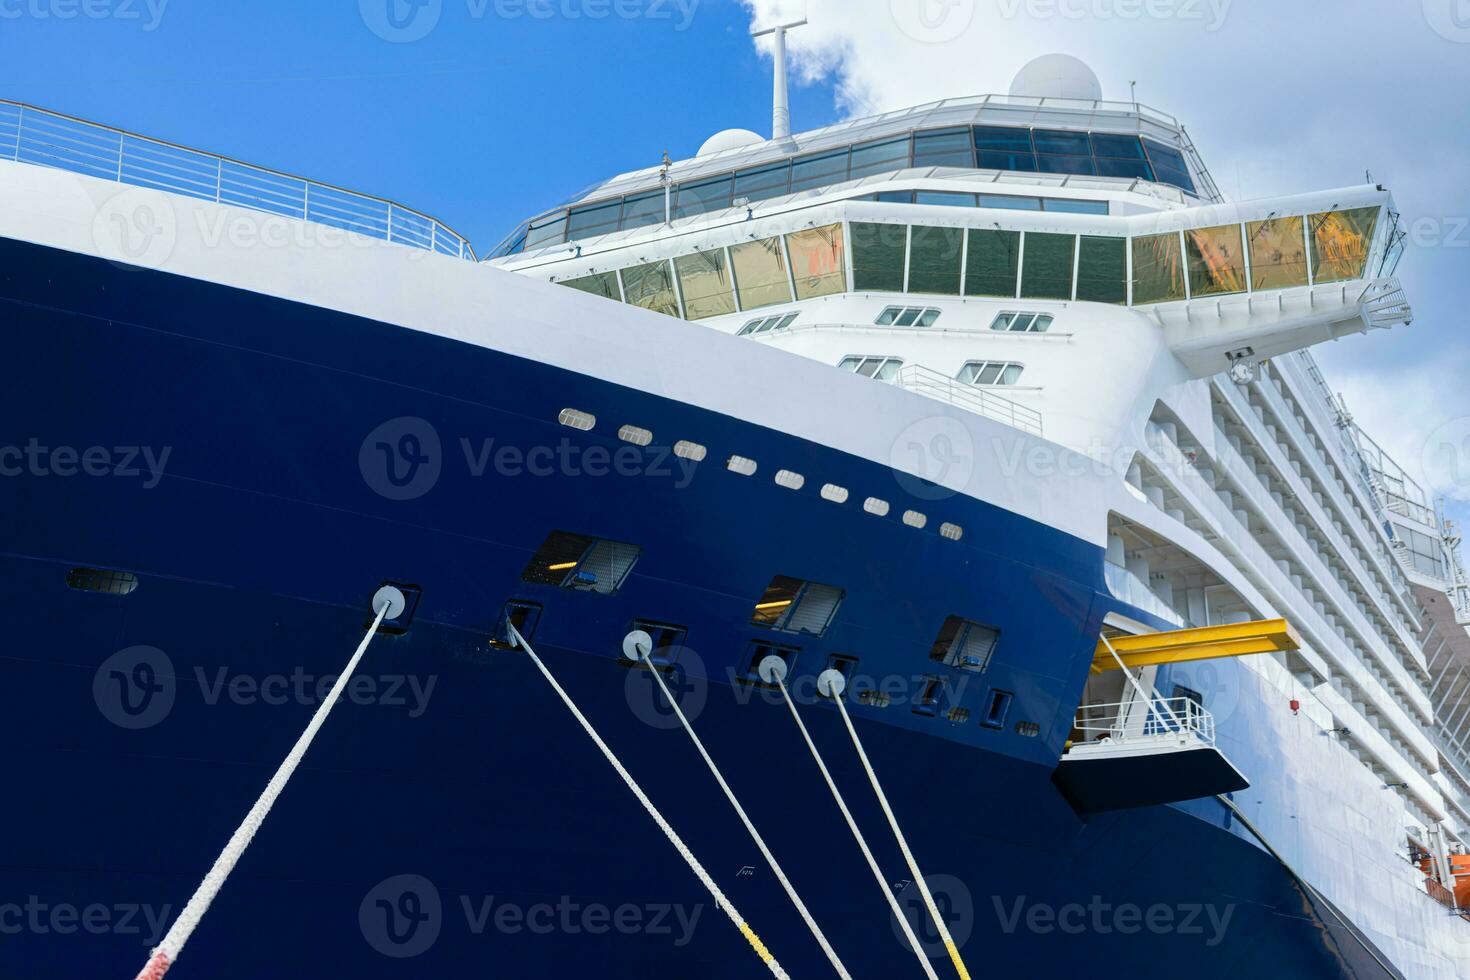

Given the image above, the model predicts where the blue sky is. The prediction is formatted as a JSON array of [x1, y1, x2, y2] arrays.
[[3, 0, 1468, 523]]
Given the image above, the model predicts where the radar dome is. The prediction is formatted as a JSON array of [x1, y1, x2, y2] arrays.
[[697, 128, 764, 157], [1009, 54, 1103, 102]]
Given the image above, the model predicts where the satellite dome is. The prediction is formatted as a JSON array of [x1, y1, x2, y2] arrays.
[[1009, 54, 1103, 102], [697, 128, 765, 157]]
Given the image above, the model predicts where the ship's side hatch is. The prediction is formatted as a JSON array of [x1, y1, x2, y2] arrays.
[[1052, 619, 1297, 812]]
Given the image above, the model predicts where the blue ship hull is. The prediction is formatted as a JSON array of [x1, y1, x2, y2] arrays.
[[0, 239, 1397, 977]]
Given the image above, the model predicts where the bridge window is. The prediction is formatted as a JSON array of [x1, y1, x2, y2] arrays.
[[751, 576, 845, 636], [1033, 129, 1096, 176], [1132, 232, 1186, 304], [619, 259, 680, 318], [734, 161, 792, 203], [1076, 235, 1127, 304], [791, 149, 850, 193], [876, 306, 941, 327], [958, 361, 1024, 386], [786, 224, 847, 299], [912, 127, 974, 168], [1310, 207, 1379, 284], [1185, 224, 1247, 297], [840, 355, 903, 381], [675, 175, 734, 220], [730, 237, 793, 310], [988, 312, 1052, 333], [675, 249, 736, 320], [849, 136, 911, 179], [1247, 216, 1308, 291], [1090, 133, 1154, 181], [1143, 140, 1196, 194], [561, 271, 620, 301], [851, 222, 908, 292], [1020, 232, 1077, 301], [978, 193, 1042, 212], [566, 199, 622, 238], [974, 126, 1036, 172], [908, 226, 964, 295], [620, 191, 667, 230], [965, 229, 1021, 297]]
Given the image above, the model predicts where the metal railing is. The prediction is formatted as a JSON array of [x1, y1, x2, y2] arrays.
[[0, 99, 475, 260], [1073, 695, 1216, 746], [894, 364, 1043, 437]]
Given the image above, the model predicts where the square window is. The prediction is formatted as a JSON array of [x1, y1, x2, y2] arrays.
[[930, 616, 1000, 671]]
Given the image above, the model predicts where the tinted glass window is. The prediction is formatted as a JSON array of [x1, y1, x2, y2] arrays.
[[621, 191, 666, 229], [730, 237, 793, 310], [674, 250, 736, 320], [561, 272, 620, 301], [1247, 216, 1308, 291], [1020, 232, 1076, 300], [620, 260, 680, 317], [1032, 130, 1091, 155], [1132, 233, 1186, 304], [851, 222, 909, 292], [1043, 198, 1107, 214], [1310, 207, 1379, 284], [790, 150, 849, 192], [978, 194, 1042, 211], [566, 199, 622, 238], [974, 126, 1035, 171], [676, 176, 733, 219], [914, 191, 977, 207], [786, 224, 847, 299], [908, 226, 964, 295], [1185, 224, 1247, 297], [1143, 140, 1196, 194], [734, 162, 791, 202], [1037, 154, 1096, 175], [872, 190, 915, 203], [1090, 133, 1147, 160], [1075, 236, 1127, 304], [965, 229, 1021, 297], [525, 213, 568, 249], [912, 128, 974, 168], [849, 137, 910, 179]]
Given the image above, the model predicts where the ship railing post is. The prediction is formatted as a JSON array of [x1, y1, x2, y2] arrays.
[[215, 157, 222, 203], [387, 202, 394, 243]]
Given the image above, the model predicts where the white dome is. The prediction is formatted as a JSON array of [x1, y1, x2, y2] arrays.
[[1009, 54, 1103, 102], [697, 128, 764, 157]]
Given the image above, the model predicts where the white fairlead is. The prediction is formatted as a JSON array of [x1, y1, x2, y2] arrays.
[[509, 623, 789, 979], [626, 632, 853, 979], [760, 657, 940, 980], [828, 676, 973, 980], [132, 585, 403, 980]]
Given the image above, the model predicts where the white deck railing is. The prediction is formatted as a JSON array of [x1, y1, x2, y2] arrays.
[[1073, 695, 1216, 746], [0, 99, 475, 260], [894, 364, 1043, 437]]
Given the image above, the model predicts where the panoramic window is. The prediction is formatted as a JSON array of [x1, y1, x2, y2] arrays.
[[790, 149, 849, 193], [851, 222, 909, 292], [675, 175, 734, 220], [1310, 207, 1379, 284], [839, 355, 904, 381], [1142, 140, 1196, 194], [876, 306, 941, 327], [964, 228, 1021, 297], [849, 136, 911, 179], [974, 126, 1036, 171], [737, 311, 799, 336], [1089, 133, 1154, 181], [912, 128, 975, 168], [620, 191, 666, 230], [978, 193, 1043, 212], [907, 225, 964, 295], [566, 199, 622, 239], [1032, 129, 1096, 176], [561, 271, 620, 301], [1076, 236, 1127, 304], [1247, 216, 1309, 291], [675, 250, 736, 320], [988, 312, 1053, 333], [730, 237, 793, 310], [958, 361, 1024, 386], [1185, 224, 1247, 297], [733, 161, 791, 203], [914, 191, 978, 208], [619, 259, 680, 317], [786, 223, 847, 299], [1020, 232, 1077, 301], [1132, 232, 1186, 304]]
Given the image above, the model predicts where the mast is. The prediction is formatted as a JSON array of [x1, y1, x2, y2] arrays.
[[751, 18, 806, 140]]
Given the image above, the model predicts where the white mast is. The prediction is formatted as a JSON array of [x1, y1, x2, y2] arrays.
[[751, 18, 806, 140]]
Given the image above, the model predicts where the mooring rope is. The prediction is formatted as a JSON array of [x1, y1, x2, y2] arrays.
[[632, 639, 852, 978], [132, 588, 401, 980], [508, 623, 788, 978], [764, 660, 939, 980], [831, 690, 971, 980]]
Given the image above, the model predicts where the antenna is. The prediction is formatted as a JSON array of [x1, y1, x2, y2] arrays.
[[751, 18, 807, 140]]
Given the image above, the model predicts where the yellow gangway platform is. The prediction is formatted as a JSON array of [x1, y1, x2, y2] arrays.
[[1091, 618, 1302, 675]]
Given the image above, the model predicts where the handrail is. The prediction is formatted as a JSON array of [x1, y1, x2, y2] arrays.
[[893, 363, 1043, 437], [1073, 696, 1216, 745], [0, 98, 475, 260]]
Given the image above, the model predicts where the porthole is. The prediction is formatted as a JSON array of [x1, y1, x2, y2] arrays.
[[727, 455, 758, 476], [903, 510, 927, 529], [618, 425, 653, 447], [864, 497, 890, 516], [821, 484, 849, 504], [939, 522, 963, 541], [774, 470, 805, 490], [558, 408, 596, 431], [674, 440, 707, 461]]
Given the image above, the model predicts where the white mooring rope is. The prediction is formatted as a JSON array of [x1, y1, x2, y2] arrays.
[[831, 691, 972, 980], [508, 623, 789, 979], [768, 667, 940, 980], [635, 643, 853, 979], [133, 589, 401, 980]]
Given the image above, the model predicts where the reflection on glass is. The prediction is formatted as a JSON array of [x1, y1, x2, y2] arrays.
[[908, 226, 963, 295], [619, 260, 680, 317], [1310, 207, 1379, 284], [675, 176, 733, 220], [1076, 236, 1127, 304], [851, 222, 908, 292], [1185, 224, 1246, 297], [733, 162, 791, 203], [562, 272, 620, 301], [849, 137, 911, 179], [786, 224, 847, 299], [674, 250, 735, 320], [791, 151, 849, 193], [621, 192, 666, 230], [566, 200, 621, 239], [1020, 232, 1076, 300], [1246, 216, 1308, 291], [730, 237, 793, 310], [964, 229, 1020, 297], [1132, 232, 1185, 304]]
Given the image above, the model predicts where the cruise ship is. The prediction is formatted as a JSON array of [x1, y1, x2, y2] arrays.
[[4, 40, 1470, 978]]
